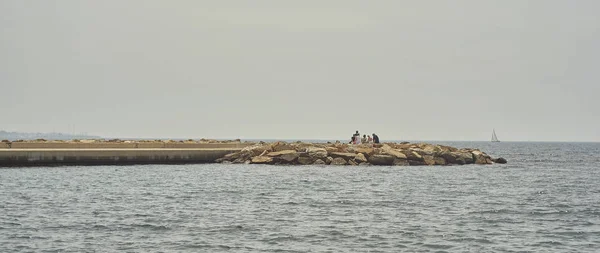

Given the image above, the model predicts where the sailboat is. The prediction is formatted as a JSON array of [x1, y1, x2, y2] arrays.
[[491, 129, 500, 142]]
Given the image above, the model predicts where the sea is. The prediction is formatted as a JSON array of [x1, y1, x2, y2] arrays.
[[1, 141, 599, 252]]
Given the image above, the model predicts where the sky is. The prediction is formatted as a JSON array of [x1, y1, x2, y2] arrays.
[[1, 0, 599, 142]]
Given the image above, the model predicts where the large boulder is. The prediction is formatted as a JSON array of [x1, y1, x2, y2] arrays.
[[242, 144, 272, 156], [439, 145, 458, 152], [369, 155, 395, 165], [354, 153, 368, 163], [219, 150, 254, 164], [411, 148, 433, 156], [325, 147, 340, 153], [419, 143, 455, 152], [313, 159, 326, 165], [278, 152, 300, 163], [493, 157, 508, 164], [394, 143, 412, 150], [422, 145, 443, 153], [330, 152, 358, 160], [306, 147, 328, 159], [272, 142, 295, 152], [442, 151, 474, 165], [433, 156, 447, 165], [331, 157, 347, 165], [422, 155, 436, 165], [298, 157, 315, 165], [233, 157, 251, 164], [251, 156, 273, 164], [381, 145, 408, 160], [325, 157, 334, 165], [458, 151, 475, 164], [408, 160, 428, 166], [350, 147, 375, 157], [472, 150, 493, 164], [402, 150, 424, 161], [267, 150, 297, 157], [392, 158, 410, 166]]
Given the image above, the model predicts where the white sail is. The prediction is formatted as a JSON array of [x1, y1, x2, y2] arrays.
[[491, 129, 500, 142]]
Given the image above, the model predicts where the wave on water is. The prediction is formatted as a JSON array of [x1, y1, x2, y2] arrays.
[[0, 142, 599, 252]]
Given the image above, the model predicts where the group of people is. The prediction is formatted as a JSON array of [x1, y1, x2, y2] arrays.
[[350, 131, 379, 144]]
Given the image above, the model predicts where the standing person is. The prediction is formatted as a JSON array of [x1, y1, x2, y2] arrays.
[[367, 135, 373, 143], [353, 131, 360, 144], [372, 133, 380, 144]]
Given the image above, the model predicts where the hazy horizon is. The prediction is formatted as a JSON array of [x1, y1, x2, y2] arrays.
[[2, 1, 599, 142], [4, 129, 599, 143]]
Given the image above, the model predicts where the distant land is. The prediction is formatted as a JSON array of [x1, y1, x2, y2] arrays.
[[0, 130, 101, 141]]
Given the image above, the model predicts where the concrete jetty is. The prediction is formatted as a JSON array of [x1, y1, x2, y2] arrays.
[[0, 140, 507, 167], [0, 141, 252, 167]]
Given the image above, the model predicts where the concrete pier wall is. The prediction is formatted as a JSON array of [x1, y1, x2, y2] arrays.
[[0, 142, 251, 149], [0, 148, 241, 167]]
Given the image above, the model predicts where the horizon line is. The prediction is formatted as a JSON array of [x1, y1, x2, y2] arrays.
[[2, 130, 598, 143], [82, 137, 600, 143]]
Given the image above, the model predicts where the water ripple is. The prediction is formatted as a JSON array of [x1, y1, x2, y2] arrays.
[[0, 142, 599, 252]]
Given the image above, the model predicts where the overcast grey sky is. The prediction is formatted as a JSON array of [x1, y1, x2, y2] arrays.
[[1, 1, 599, 141]]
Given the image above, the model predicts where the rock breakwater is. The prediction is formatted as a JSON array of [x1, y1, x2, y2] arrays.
[[216, 142, 507, 166]]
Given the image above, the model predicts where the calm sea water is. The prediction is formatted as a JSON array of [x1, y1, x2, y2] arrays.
[[1, 142, 599, 252]]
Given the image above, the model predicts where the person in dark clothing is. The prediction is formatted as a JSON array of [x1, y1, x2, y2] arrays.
[[372, 133, 380, 144], [352, 130, 360, 144]]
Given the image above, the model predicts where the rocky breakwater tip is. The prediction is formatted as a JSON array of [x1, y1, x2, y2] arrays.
[[215, 142, 507, 166]]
